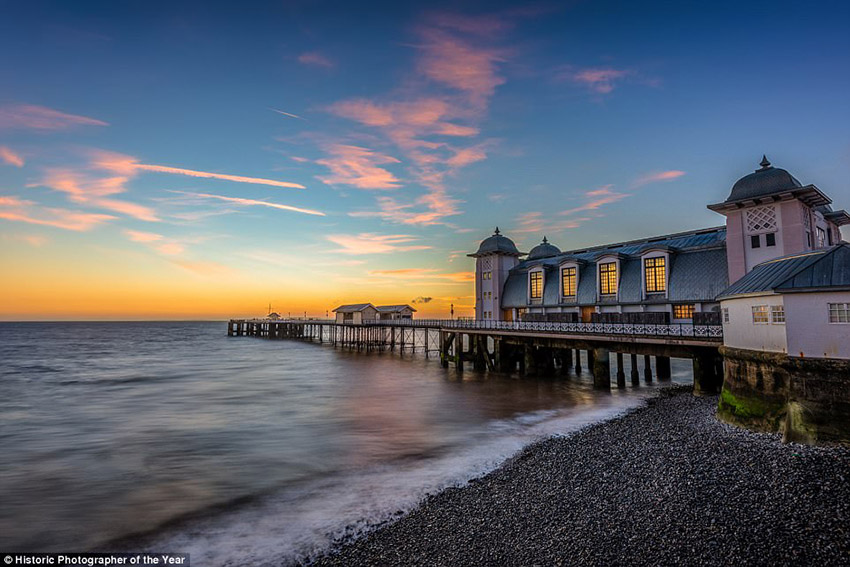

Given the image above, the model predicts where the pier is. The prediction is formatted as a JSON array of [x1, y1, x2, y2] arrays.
[[228, 318, 724, 393]]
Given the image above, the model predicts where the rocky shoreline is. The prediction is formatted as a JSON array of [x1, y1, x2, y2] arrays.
[[311, 387, 850, 566]]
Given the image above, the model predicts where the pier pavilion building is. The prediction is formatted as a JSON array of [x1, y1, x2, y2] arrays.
[[471, 157, 848, 332]]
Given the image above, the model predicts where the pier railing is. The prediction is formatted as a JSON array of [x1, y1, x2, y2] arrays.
[[242, 318, 723, 340]]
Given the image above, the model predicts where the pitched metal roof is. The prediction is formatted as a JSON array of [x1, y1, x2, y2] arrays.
[[718, 244, 850, 298], [333, 303, 375, 312], [375, 304, 417, 312], [500, 231, 729, 309]]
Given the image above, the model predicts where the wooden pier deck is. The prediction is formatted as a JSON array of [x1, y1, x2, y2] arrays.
[[228, 318, 725, 393]]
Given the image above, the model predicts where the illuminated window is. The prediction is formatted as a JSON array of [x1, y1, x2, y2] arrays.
[[644, 257, 666, 293], [829, 303, 850, 323], [529, 271, 543, 299], [599, 262, 618, 295], [561, 266, 576, 298], [673, 304, 694, 319], [770, 305, 785, 324], [752, 305, 769, 324], [723, 308, 729, 323]]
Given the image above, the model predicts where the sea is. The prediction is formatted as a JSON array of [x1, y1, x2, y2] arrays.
[[0, 321, 693, 564]]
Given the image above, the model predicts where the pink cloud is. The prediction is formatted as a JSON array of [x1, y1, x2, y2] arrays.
[[632, 170, 686, 187], [417, 28, 507, 109], [319, 13, 514, 225], [90, 150, 305, 189], [40, 168, 159, 222], [123, 229, 185, 256], [369, 268, 473, 283], [1, 233, 48, 247], [171, 259, 231, 276], [0, 146, 24, 167], [326, 233, 432, 255], [0, 196, 114, 231], [124, 229, 163, 243], [171, 190, 325, 216], [298, 52, 334, 68], [0, 104, 108, 130], [316, 144, 401, 190], [560, 186, 630, 216]]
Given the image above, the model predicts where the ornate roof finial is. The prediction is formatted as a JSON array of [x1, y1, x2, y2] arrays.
[[542, 236, 548, 244], [494, 226, 500, 235], [759, 155, 771, 170]]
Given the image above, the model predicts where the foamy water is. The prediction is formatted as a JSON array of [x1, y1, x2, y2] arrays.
[[0, 322, 690, 564]]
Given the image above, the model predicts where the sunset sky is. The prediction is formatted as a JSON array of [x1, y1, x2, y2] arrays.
[[1, 0, 849, 320]]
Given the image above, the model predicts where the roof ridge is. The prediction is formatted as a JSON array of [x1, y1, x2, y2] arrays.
[[554, 225, 726, 256]]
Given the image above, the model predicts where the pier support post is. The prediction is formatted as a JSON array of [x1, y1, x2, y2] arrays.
[[562, 348, 573, 374], [616, 352, 626, 388], [592, 348, 611, 389], [644, 354, 653, 382], [587, 349, 596, 376], [524, 345, 537, 376], [657, 356, 672, 381], [693, 354, 722, 395], [630, 354, 640, 385], [574, 349, 582, 374]]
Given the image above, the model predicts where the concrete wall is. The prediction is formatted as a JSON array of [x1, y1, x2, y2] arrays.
[[784, 291, 850, 359], [721, 294, 787, 353], [718, 346, 850, 444]]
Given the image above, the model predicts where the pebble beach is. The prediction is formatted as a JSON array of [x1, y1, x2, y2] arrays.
[[313, 387, 850, 566]]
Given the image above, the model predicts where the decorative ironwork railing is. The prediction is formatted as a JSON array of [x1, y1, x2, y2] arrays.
[[240, 318, 723, 340]]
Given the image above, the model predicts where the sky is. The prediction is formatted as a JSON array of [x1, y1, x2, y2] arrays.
[[1, 0, 849, 320]]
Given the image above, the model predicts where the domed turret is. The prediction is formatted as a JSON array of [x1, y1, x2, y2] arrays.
[[527, 236, 561, 260], [726, 156, 802, 203], [470, 227, 521, 257]]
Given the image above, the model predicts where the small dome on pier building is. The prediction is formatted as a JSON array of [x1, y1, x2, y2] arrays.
[[726, 156, 803, 202], [527, 237, 562, 260], [470, 227, 522, 257]]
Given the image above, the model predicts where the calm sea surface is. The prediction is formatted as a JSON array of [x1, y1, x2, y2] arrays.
[[0, 322, 692, 564]]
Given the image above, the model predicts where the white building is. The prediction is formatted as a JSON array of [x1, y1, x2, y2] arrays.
[[718, 245, 850, 359], [333, 303, 378, 324]]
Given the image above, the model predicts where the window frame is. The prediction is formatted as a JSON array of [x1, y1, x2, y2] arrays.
[[752, 305, 769, 324], [770, 305, 785, 324], [598, 261, 618, 296], [722, 307, 730, 323], [765, 232, 776, 247], [643, 255, 667, 294], [751, 234, 761, 249], [828, 303, 850, 324], [560, 264, 577, 300], [673, 304, 695, 320], [529, 270, 543, 300]]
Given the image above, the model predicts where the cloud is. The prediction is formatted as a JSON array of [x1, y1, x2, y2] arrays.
[[91, 150, 305, 189], [559, 186, 630, 216], [171, 191, 325, 216], [0, 196, 114, 231], [326, 233, 432, 255], [0, 103, 108, 130], [0, 146, 24, 167], [631, 170, 686, 188], [270, 108, 304, 120], [411, 296, 433, 304], [170, 259, 231, 276], [369, 268, 474, 283], [40, 168, 160, 222], [316, 144, 402, 189], [416, 27, 507, 109], [512, 211, 587, 235], [123, 229, 186, 255], [569, 67, 633, 94], [319, 12, 516, 225], [298, 51, 334, 68], [1, 233, 48, 247]]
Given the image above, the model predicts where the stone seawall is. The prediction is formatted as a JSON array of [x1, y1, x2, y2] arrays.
[[718, 346, 850, 444]]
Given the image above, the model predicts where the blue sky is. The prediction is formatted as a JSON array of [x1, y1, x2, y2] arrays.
[[1, 0, 848, 318]]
